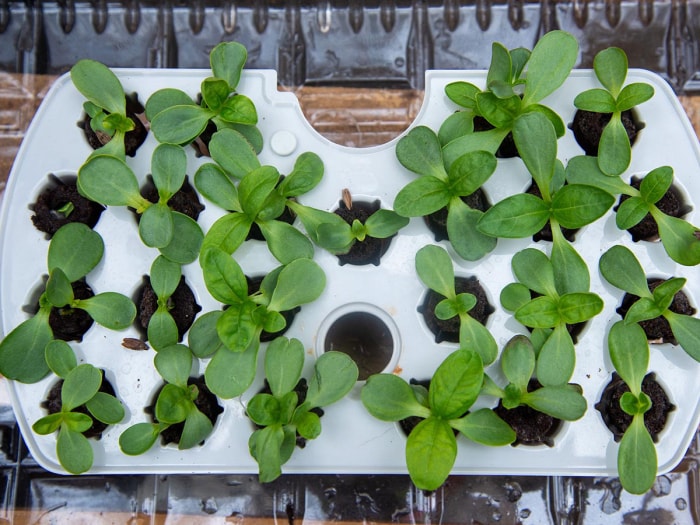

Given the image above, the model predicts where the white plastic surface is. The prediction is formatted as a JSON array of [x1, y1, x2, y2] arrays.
[[1, 68, 699, 476]]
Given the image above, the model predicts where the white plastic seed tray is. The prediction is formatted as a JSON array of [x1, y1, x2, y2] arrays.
[[1, 67, 699, 476]]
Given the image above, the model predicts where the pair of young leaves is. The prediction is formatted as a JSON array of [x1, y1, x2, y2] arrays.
[[600, 245, 700, 362], [119, 344, 214, 455], [0, 223, 136, 384], [33, 340, 124, 474], [78, 143, 203, 264], [247, 337, 358, 483]]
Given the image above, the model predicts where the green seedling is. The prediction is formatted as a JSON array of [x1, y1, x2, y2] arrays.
[[143, 256, 187, 351], [119, 344, 215, 454], [189, 249, 326, 399], [361, 349, 515, 491], [480, 335, 587, 421], [414, 244, 497, 365], [599, 245, 700, 361], [77, 143, 204, 264], [477, 112, 615, 251], [146, 41, 261, 152], [567, 158, 700, 266], [197, 133, 323, 264], [500, 247, 604, 386], [33, 340, 125, 474], [606, 320, 659, 494], [573, 47, 654, 176], [393, 126, 498, 261], [0, 223, 136, 383], [441, 30, 578, 165], [247, 337, 358, 482], [70, 59, 143, 159]]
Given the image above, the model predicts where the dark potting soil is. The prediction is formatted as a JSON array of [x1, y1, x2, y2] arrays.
[[140, 176, 205, 221], [42, 370, 117, 440], [570, 109, 642, 157], [616, 278, 695, 344], [334, 198, 391, 266], [79, 93, 148, 157], [493, 379, 563, 447], [418, 276, 493, 344], [30, 175, 105, 237], [255, 378, 324, 449], [48, 279, 95, 342], [137, 276, 202, 342], [615, 176, 686, 242], [473, 115, 518, 158], [595, 372, 675, 442], [424, 189, 490, 243], [247, 274, 299, 342], [148, 376, 223, 446], [525, 181, 578, 242]]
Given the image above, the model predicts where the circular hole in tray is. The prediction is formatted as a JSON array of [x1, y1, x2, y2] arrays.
[[316, 302, 400, 381]]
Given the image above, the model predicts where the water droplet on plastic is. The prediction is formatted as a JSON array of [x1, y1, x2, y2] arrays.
[[520, 508, 531, 519], [651, 475, 671, 497], [504, 481, 522, 502], [202, 497, 218, 514], [676, 498, 687, 510]]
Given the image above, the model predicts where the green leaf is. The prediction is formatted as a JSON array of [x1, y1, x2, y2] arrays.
[[446, 200, 497, 261], [551, 184, 614, 229], [194, 163, 240, 211], [316, 221, 354, 254], [304, 351, 358, 408], [475, 92, 521, 128], [616, 196, 649, 230], [442, 128, 510, 168], [86, 391, 125, 425], [247, 394, 281, 426], [459, 315, 498, 366], [393, 176, 451, 218], [201, 77, 230, 111], [268, 259, 326, 312], [205, 341, 259, 399], [278, 152, 324, 197], [653, 212, 700, 266], [364, 210, 409, 239], [450, 408, 516, 446], [608, 320, 648, 394], [639, 166, 673, 205], [258, 220, 315, 264], [593, 47, 628, 97], [0, 311, 53, 383], [406, 417, 457, 491], [145, 88, 195, 121], [71, 59, 125, 115], [159, 212, 203, 265], [75, 292, 136, 330], [620, 391, 651, 416], [445, 81, 480, 109], [119, 422, 162, 455], [598, 116, 631, 176], [573, 89, 617, 113], [501, 335, 535, 390], [78, 155, 147, 210], [512, 248, 557, 297], [265, 337, 305, 397], [429, 350, 483, 419], [535, 325, 576, 386], [210, 41, 247, 88], [625, 297, 664, 325], [189, 311, 225, 358], [522, 30, 578, 106], [151, 144, 187, 202], [45, 340, 77, 378], [448, 150, 497, 197], [219, 94, 258, 125], [46, 268, 74, 307], [139, 202, 174, 249], [435, 298, 460, 320], [618, 416, 657, 495], [565, 155, 631, 195], [361, 374, 431, 421], [396, 126, 448, 180], [486, 42, 512, 93], [200, 247, 248, 304], [652, 278, 686, 311], [599, 245, 651, 298], [515, 296, 561, 329], [558, 292, 603, 324], [151, 105, 215, 146], [150, 256, 181, 300], [209, 128, 261, 179], [155, 344, 193, 388], [664, 311, 700, 362], [550, 235, 590, 295], [616, 83, 654, 112], [155, 383, 190, 424], [438, 110, 474, 146], [57, 427, 94, 474], [48, 222, 104, 282], [415, 244, 456, 299], [217, 302, 260, 352], [62, 364, 102, 411], [202, 212, 253, 255], [179, 409, 214, 450], [295, 411, 322, 440], [32, 413, 64, 435], [500, 283, 531, 312], [238, 166, 279, 219], [476, 193, 550, 238], [523, 385, 587, 420], [250, 426, 284, 483], [513, 112, 557, 197]]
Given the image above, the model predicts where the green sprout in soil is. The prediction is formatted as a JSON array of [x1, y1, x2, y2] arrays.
[[414, 244, 497, 365], [361, 349, 515, 491], [146, 41, 261, 153], [34, 340, 125, 474], [0, 223, 136, 383], [247, 337, 358, 483], [567, 158, 700, 266], [480, 335, 587, 421], [599, 245, 700, 361], [143, 256, 186, 351], [119, 344, 215, 454], [573, 47, 654, 176], [393, 126, 498, 261], [500, 247, 604, 386], [77, 143, 204, 264]]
